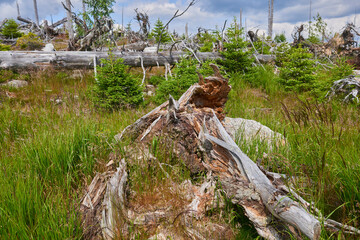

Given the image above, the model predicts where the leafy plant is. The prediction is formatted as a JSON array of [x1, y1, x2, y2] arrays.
[[218, 18, 253, 73], [16, 32, 44, 50], [1, 19, 22, 39], [150, 18, 171, 44], [306, 13, 329, 43], [90, 54, 143, 110]]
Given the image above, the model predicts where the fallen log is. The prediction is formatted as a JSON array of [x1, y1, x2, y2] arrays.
[[81, 64, 327, 239], [0, 51, 222, 70]]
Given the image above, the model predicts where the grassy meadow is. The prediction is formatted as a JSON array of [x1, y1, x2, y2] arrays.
[[0, 64, 359, 239]]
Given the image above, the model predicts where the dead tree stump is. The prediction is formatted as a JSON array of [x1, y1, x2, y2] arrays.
[[81, 64, 321, 240]]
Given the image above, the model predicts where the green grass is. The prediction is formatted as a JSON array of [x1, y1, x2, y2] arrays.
[[0, 70, 150, 239]]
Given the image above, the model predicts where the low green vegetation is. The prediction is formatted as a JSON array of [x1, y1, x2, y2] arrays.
[[16, 32, 44, 50], [0, 43, 11, 51]]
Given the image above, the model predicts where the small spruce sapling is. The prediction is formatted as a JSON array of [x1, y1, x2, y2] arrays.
[[150, 19, 171, 44], [218, 18, 253, 73], [90, 52, 143, 110], [1, 19, 22, 39]]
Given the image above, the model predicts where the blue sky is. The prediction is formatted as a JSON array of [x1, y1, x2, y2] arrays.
[[1, 0, 359, 40]]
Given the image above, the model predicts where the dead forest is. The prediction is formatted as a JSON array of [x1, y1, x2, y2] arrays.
[[1, 0, 360, 240]]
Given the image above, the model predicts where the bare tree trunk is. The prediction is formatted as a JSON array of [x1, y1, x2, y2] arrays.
[[16, 1, 20, 17], [270, 0, 274, 37], [240, 9, 242, 29], [268, 0, 274, 38], [66, 0, 74, 41], [33, 0, 39, 26]]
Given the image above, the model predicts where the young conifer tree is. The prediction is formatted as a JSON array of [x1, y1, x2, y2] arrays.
[[1, 19, 22, 39], [150, 18, 171, 43]]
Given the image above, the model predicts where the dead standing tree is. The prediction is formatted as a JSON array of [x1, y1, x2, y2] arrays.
[[65, 0, 75, 45], [292, 24, 305, 46], [33, 0, 39, 27], [61, 2, 113, 51], [134, 8, 150, 41], [268, 0, 274, 38], [341, 23, 360, 49], [156, 0, 196, 53]]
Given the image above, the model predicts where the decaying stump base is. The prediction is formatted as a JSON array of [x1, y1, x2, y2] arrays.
[[81, 64, 329, 239]]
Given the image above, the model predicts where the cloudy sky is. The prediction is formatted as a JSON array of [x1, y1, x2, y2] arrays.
[[1, 0, 360, 40]]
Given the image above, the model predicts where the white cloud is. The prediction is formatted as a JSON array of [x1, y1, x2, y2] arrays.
[[0, 2, 18, 19]]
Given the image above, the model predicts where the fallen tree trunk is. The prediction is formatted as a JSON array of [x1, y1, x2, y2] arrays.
[[0, 51, 275, 70], [81, 64, 326, 240], [0, 51, 222, 70]]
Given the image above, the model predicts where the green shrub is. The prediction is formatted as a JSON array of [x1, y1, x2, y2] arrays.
[[278, 46, 317, 92], [90, 56, 143, 110], [16, 32, 44, 50], [154, 58, 216, 104], [0, 43, 11, 51], [148, 75, 165, 86], [1, 19, 23, 39], [217, 18, 253, 73]]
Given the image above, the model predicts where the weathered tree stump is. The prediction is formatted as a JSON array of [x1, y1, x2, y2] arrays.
[[81, 64, 322, 240]]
